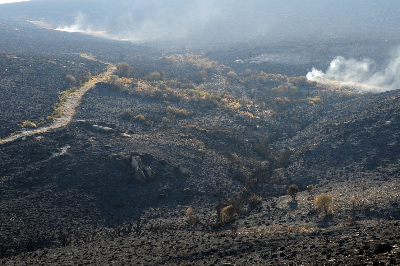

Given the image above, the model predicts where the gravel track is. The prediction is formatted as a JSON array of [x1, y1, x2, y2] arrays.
[[0, 64, 115, 145]]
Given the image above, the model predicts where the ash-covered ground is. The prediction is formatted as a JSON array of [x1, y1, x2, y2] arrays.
[[1, 19, 400, 265]]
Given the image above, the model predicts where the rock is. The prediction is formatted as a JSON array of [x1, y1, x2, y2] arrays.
[[157, 193, 167, 199], [374, 243, 392, 254], [143, 166, 156, 180], [179, 165, 189, 175], [92, 124, 113, 133], [134, 167, 147, 183], [131, 156, 142, 168]]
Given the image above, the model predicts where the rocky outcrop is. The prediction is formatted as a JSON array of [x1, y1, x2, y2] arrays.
[[92, 124, 113, 133], [131, 155, 156, 183]]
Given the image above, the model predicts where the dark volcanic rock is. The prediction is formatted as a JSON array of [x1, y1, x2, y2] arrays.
[[374, 243, 392, 254]]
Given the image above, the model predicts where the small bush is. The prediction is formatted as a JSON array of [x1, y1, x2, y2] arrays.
[[350, 196, 357, 212], [121, 109, 135, 120], [146, 71, 164, 81], [134, 114, 146, 122], [248, 194, 262, 211], [287, 184, 299, 201], [315, 194, 333, 215], [184, 207, 198, 225], [108, 75, 119, 84], [166, 106, 191, 117], [114, 62, 132, 78], [22, 120, 37, 129], [307, 184, 315, 192], [345, 215, 356, 226], [65, 74, 77, 86], [221, 205, 235, 222]]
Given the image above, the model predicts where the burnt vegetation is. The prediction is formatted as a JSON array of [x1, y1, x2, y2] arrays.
[[1, 19, 400, 265]]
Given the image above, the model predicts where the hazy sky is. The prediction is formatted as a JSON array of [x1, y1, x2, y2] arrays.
[[2, 0, 400, 45], [49, 0, 400, 44], [0, 0, 29, 4]]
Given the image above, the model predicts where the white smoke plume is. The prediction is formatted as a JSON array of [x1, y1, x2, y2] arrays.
[[55, 13, 108, 37], [307, 48, 400, 92], [48, 0, 400, 46]]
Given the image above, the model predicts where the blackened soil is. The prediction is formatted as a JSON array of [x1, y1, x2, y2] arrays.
[[1, 81, 400, 265], [1, 19, 400, 265], [0, 53, 105, 138]]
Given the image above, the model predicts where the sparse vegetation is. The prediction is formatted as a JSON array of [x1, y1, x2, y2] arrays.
[[2, 25, 399, 265], [134, 114, 146, 122], [65, 74, 77, 86], [350, 196, 356, 212], [114, 62, 132, 78], [166, 106, 191, 117], [345, 215, 356, 226], [221, 205, 235, 222], [184, 207, 198, 225], [22, 120, 37, 129], [121, 109, 135, 120], [315, 194, 333, 215], [287, 184, 299, 201]]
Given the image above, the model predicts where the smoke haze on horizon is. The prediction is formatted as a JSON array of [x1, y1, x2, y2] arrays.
[[3, 0, 400, 91], [0, 0, 29, 4], [45, 0, 400, 45]]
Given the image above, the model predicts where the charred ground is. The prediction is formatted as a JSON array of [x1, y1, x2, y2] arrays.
[[0, 20, 400, 265]]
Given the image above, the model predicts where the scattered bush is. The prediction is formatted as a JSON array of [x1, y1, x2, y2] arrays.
[[134, 114, 146, 122], [65, 74, 77, 86], [121, 109, 135, 120], [221, 205, 235, 222], [248, 194, 262, 211], [308, 96, 321, 104], [307, 184, 315, 192], [114, 62, 132, 78], [315, 194, 333, 215], [350, 196, 357, 211], [108, 75, 120, 84], [22, 120, 37, 129], [184, 207, 198, 225], [166, 106, 191, 117], [146, 71, 164, 81], [287, 184, 299, 201], [345, 215, 356, 226]]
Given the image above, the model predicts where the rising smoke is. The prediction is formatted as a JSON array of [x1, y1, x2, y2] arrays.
[[52, 0, 400, 46], [307, 47, 400, 92]]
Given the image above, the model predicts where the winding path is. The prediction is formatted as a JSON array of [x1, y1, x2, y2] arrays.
[[0, 61, 115, 145]]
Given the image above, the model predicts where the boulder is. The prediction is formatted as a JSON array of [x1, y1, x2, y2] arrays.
[[134, 167, 146, 183], [92, 124, 113, 133], [143, 166, 156, 180], [179, 165, 189, 175], [131, 156, 143, 168], [374, 243, 392, 254]]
